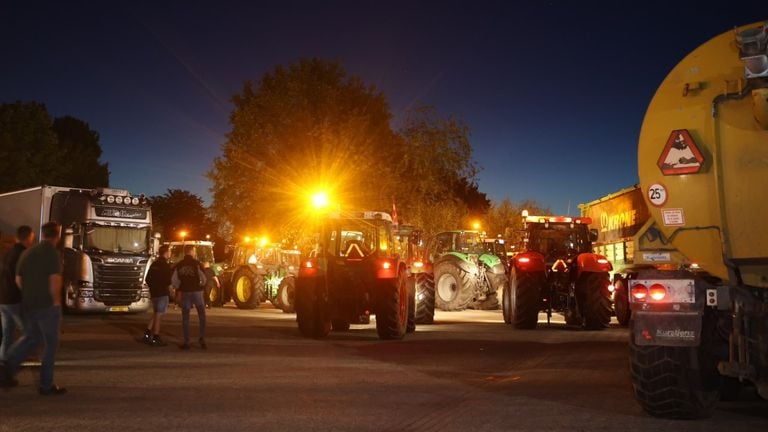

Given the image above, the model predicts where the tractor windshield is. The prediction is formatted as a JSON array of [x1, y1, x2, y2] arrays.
[[457, 232, 484, 254], [527, 223, 591, 256], [326, 219, 391, 258]]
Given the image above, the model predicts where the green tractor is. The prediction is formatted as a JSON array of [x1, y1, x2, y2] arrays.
[[429, 230, 507, 311], [218, 242, 299, 312]]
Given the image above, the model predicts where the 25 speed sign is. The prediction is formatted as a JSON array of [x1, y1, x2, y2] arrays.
[[648, 183, 668, 207]]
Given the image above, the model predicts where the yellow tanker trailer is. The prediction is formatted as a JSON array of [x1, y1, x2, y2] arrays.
[[629, 21, 768, 418]]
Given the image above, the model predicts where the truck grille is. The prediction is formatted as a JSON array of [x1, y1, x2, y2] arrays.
[[93, 263, 145, 306]]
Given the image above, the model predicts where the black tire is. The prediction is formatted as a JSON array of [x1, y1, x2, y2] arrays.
[[331, 319, 351, 331], [414, 273, 435, 324], [629, 323, 719, 419], [231, 268, 261, 310], [295, 278, 331, 338], [277, 277, 296, 313], [614, 277, 631, 327], [509, 271, 543, 329], [578, 272, 612, 330], [406, 276, 416, 333], [502, 282, 512, 324], [375, 272, 408, 340], [434, 261, 474, 311], [208, 279, 224, 307]]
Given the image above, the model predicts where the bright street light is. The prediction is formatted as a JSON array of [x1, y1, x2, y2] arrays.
[[311, 191, 329, 209]]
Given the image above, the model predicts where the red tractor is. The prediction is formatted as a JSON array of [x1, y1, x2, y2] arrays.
[[503, 211, 613, 330]]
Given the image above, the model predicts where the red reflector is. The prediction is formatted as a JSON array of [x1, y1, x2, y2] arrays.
[[649, 283, 666, 301], [631, 284, 648, 300]]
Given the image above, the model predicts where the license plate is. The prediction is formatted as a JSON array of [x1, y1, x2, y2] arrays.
[[108, 306, 129, 312]]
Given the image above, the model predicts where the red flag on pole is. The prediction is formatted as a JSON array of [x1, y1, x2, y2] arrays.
[[392, 198, 399, 227]]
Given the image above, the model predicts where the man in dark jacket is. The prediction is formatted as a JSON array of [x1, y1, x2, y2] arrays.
[[171, 245, 207, 350], [143, 245, 172, 347], [0, 226, 34, 360]]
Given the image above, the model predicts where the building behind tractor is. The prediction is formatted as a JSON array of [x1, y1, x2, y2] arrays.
[[503, 213, 613, 329], [624, 21, 768, 419], [295, 211, 412, 340], [579, 186, 651, 326]]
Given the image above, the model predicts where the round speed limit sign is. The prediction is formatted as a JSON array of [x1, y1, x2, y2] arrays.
[[648, 183, 668, 207]]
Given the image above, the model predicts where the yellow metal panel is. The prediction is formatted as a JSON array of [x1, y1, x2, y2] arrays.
[[638, 21, 768, 282]]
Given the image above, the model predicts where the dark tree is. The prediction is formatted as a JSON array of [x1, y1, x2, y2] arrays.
[[149, 189, 217, 242], [0, 101, 109, 193], [52, 116, 109, 188]]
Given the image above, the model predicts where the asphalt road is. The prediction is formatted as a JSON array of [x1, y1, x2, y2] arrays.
[[0, 305, 765, 432]]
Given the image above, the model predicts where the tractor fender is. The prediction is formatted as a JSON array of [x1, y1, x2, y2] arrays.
[[577, 253, 613, 276], [434, 254, 476, 274], [512, 251, 546, 273]]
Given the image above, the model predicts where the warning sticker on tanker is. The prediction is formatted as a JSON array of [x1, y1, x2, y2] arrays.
[[658, 129, 704, 175], [661, 208, 685, 226]]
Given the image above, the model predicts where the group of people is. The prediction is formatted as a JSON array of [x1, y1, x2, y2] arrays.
[[0, 222, 67, 395], [143, 243, 209, 350], [0, 224, 211, 396]]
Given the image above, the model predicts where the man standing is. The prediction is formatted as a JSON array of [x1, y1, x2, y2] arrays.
[[0, 226, 34, 360], [0, 222, 66, 395], [172, 245, 207, 350], [143, 245, 172, 347]]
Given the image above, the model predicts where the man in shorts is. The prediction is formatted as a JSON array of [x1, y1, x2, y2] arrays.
[[143, 245, 172, 347]]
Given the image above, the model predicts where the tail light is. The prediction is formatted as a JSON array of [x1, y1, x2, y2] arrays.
[[608, 284, 615, 293], [376, 259, 397, 279], [299, 259, 317, 277], [515, 253, 545, 272], [413, 261, 424, 269], [630, 284, 648, 301], [648, 284, 667, 301]]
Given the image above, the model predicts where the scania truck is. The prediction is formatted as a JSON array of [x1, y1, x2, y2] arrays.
[[0, 186, 156, 313]]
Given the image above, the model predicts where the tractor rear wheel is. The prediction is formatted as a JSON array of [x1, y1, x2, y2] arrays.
[[578, 272, 612, 330], [434, 261, 474, 311], [406, 276, 416, 333], [614, 277, 631, 327], [414, 273, 435, 324], [295, 278, 331, 338], [232, 269, 260, 310], [277, 277, 296, 313], [629, 323, 719, 419], [507, 271, 543, 329], [375, 272, 408, 340]]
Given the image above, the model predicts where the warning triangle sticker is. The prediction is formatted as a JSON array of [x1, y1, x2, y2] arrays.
[[658, 129, 705, 175]]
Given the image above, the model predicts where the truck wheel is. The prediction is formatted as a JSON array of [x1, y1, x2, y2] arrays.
[[614, 277, 631, 327], [295, 278, 331, 338], [406, 276, 416, 333], [277, 277, 295, 313], [509, 271, 543, 329], [629, 324, 719, 419], [232, 269, 260, 310], [414, 273, 435, 324], [434, 261, 474, 311], [577, 272, 612, 330], [375, 272, 408, 340]]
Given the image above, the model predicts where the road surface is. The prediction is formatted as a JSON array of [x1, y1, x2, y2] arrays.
[[0, 305, 765, 431]]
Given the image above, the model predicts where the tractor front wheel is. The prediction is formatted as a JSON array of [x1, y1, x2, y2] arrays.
[[232, 269, 260, 310], [277, 277, 296, 313]]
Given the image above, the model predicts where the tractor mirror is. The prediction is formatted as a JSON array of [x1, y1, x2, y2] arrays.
[[589, 229, 599, 242]]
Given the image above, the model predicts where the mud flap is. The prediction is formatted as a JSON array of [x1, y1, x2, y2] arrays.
[[633, 311, 702, 347]]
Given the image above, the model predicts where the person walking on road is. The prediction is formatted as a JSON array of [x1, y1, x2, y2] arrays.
[[0, 226, 34, 360], [143, 245, 172, 347], [0, 222, 66, 395], [172, 245, 207, 350]]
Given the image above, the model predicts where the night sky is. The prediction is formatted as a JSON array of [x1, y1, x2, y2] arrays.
[[1, 1, 764, 214]]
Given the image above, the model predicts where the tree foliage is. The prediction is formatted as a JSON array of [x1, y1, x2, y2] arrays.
[[149, 189, 217, 242], [0, 101, 109, 193], [484, 198, 551, 249], [209, 58, 487, 240]]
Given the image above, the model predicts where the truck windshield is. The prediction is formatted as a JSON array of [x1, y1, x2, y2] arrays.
[[528, 224, 590, 256], [85, 225, 149, 254]]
